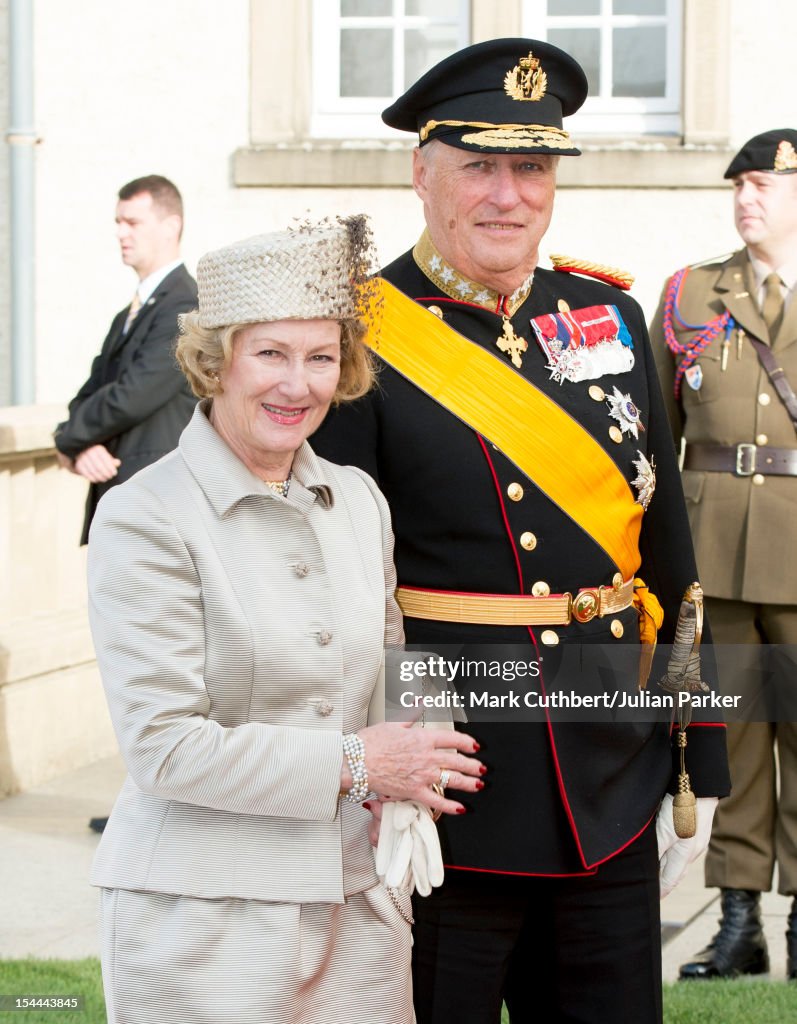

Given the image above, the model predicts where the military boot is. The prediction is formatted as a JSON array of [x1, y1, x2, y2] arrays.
[[679, 889, 769, 980], [787, 897, 797, 981]]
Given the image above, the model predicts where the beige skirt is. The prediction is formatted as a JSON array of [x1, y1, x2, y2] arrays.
[[99, 884, 414, 1024]]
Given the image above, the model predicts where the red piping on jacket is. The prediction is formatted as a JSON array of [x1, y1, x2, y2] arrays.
[[443, 810, 657, 877], [414, 295, 492, 313], [671, 721, 727, 732], [475, 436, 667, 872]]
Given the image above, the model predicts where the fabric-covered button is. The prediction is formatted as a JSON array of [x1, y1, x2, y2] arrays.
[[293, 562, 309, 578], [318, 630, 333, 646], [311, 699, 334, 717]]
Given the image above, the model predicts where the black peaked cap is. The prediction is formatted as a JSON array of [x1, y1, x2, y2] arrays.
[[382, 38, 588, 156]]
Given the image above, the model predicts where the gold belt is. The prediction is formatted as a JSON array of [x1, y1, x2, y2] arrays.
[[396, 579, 635, 627]]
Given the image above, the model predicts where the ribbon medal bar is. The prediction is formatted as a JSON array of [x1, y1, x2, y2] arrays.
[[531, 304, 634, 384]]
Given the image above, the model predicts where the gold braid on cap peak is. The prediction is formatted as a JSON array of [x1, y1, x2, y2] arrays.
[[550, 254, 634, 291], [420, 119, 571, 145]]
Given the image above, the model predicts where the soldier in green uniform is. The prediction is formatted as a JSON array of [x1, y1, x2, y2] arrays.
[[650, 128, 797, 980], [314, 39, 730, 1023]]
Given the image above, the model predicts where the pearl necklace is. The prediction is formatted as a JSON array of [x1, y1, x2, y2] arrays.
[[263, 472, 291, 497]]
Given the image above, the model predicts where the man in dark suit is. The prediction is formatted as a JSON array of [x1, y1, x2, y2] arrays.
[[55, 175, 197, 544], [313, 39, 730, 1024], [55, 175, 197, 834]]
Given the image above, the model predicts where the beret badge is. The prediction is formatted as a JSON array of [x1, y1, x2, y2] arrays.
[[504, 51, 548, 102], [774, 139, 797, 173]]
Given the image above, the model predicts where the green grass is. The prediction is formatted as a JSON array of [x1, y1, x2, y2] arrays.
[[0, 961, 104, 1024], [1, 961, 794, 1023], [499, 982, 797, 1023], [662, 979, 797, 1023]]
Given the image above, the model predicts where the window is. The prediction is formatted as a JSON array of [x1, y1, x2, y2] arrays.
[[241, 0, 730, 187], [311, 0, 471, 138], [521, 0, 682, 135]]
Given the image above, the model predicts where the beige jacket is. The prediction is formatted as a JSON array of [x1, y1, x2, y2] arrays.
[[650, 248, 797, 604], [89, 402, 402, 903]]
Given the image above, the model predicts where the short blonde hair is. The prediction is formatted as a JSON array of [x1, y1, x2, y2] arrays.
[[175, 313, 375, 404]]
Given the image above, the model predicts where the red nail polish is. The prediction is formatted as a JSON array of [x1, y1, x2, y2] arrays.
[[475, 780, 485, 791], [472, 742, 481, 752], [363, 802, 371, 811], [456, 806, 467, 814], [479, 765, 487, 775]]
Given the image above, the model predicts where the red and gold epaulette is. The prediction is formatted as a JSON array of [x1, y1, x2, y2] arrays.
[[549, 254, 634, 291]]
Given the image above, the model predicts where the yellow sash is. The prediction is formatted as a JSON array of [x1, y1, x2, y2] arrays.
[[364, 278, 643, 579]]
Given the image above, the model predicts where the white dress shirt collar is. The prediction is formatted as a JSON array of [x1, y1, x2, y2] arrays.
[[136, 259, 184, 305]]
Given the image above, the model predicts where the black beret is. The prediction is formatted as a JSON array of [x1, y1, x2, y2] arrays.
[[724, 128, 797, 179], [382, 38, 588, 156]]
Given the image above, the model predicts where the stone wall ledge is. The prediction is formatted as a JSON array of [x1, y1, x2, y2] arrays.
[[0, 609, 96, 686], [233, 140, 735, 190], [0, 662, 116, 797], [0, 404, 66, 457]]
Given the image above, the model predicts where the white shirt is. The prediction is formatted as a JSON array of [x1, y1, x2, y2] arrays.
[[135, 258, 184, 305]]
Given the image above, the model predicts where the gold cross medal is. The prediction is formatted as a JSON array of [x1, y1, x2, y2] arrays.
[[496, 317, 528, 368]]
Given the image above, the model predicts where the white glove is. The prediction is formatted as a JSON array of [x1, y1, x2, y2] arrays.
[[656, 794, 718, 900], [374, 800, 445, 896]]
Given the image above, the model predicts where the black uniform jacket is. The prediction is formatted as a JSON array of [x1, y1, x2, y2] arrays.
[[55, 264, 198, 544], [313, 248, 730, 875]]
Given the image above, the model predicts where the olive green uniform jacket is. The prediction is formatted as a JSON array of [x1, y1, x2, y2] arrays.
[[650, 249, 797, 605]]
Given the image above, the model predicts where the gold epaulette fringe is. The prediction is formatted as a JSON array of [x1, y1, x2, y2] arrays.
[[549, 254, 634, 291]]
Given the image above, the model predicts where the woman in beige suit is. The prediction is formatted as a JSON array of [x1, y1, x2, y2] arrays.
[[88, 217, 484, 1024]]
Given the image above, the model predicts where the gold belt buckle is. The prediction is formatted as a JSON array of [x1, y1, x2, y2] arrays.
[[572, 587, 601, 623]]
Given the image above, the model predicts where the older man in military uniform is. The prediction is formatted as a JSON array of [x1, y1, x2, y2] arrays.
[[651, 129, 797, 982], [314, 39, 730, 1023]]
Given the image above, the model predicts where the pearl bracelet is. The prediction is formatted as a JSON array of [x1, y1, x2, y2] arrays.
[[341, 732, 369, 804]]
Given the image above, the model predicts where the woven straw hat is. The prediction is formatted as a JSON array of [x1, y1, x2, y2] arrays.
[[195, 216, 373, 329]]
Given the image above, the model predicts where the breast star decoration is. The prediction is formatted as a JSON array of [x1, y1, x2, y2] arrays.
[[631, 451, 656, 510], [606, 387, 645, 439]]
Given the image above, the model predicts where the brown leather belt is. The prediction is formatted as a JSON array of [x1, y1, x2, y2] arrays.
[[395, 579, 635, 627], [683, 442, 797, 477]]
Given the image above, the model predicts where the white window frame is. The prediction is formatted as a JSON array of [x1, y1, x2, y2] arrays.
[[310, 0, 471, 139], [521, 0, 682, 135]]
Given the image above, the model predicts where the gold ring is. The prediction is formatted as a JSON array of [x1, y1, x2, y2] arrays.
[[429, 769, 450, 822]]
